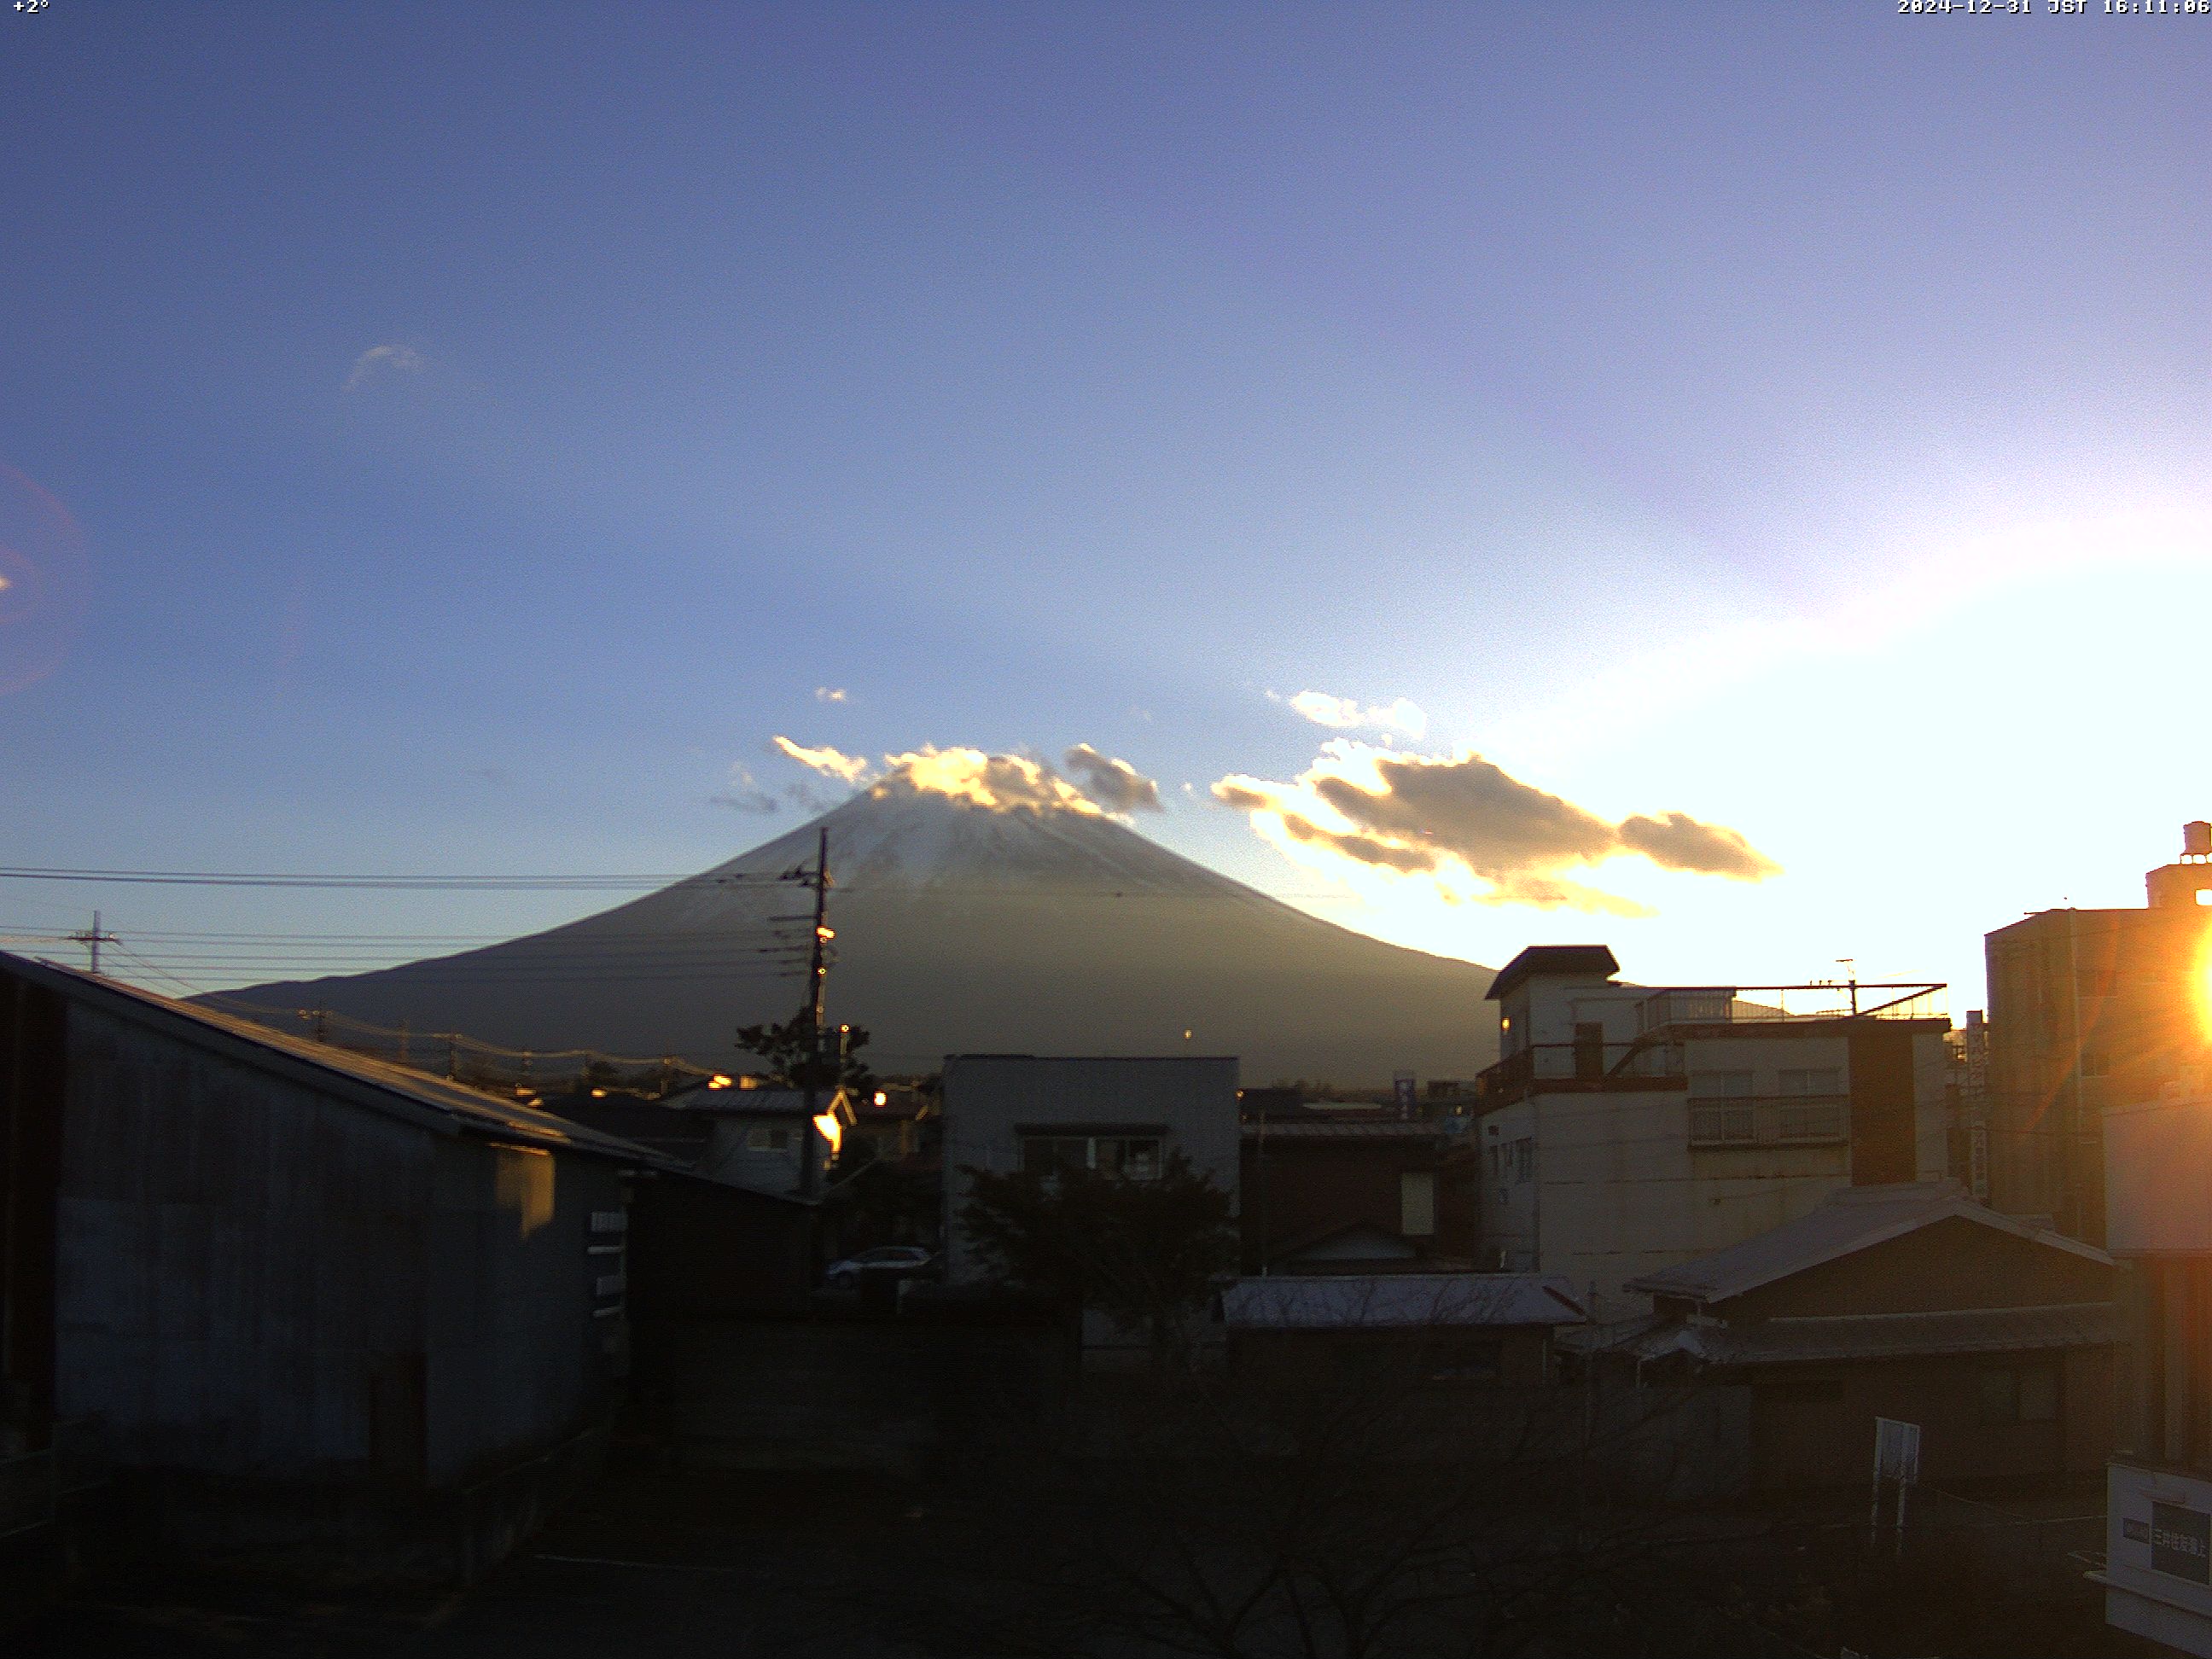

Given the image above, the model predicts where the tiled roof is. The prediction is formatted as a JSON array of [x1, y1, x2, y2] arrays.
[[1624, 1180, 2112, 1306], [4, 952, 680, 1167], [1220, 1272, 1586, 1330], [1619, 1301, 2116, 1365]]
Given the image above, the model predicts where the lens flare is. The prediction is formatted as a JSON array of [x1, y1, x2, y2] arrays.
[[0, 463, 90, 695]]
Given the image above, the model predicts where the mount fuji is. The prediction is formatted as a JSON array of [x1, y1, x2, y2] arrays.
[[218, 789, 1500, 1085]]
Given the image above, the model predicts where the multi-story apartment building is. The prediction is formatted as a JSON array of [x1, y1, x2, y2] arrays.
[[1475, 946, 1951, 1323], [1986, 822, 2212, 1244]]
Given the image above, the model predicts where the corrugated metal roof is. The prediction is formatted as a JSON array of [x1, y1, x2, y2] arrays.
[[1620, 1302, 2116, 1365], [3, 952, 681, 1167], [1624, 1180, 2112, 1306], [1221, 1272, 1586, 1330]]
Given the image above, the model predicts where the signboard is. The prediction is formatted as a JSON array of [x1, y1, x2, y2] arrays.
[[2155, 1501, 2212, 1586], [2106, 1463, 2212, 1646], [1873, 1417, 1921, 1484]]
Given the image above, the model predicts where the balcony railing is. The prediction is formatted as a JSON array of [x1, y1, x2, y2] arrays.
[[1479, 1041, 1683, 1100], [1639, 983, 1946, 1033], [1688, 1093, 1850, 1148]]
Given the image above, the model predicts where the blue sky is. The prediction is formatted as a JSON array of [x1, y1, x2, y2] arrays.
[[5, 4, 2210, 1004]]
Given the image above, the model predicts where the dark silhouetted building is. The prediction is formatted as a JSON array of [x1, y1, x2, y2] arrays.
[[1985, 822, 2212, 1243]]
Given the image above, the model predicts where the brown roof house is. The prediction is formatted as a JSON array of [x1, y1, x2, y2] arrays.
[[1221, 1272, 1586, 1389], [1241, 1109, 1481, 1275], [1614, 1180, 2115, 1492]]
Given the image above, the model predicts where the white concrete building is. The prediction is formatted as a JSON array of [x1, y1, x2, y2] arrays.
[[1476, 946, 1952, 1323], [940, 1054, 1239, 1285]]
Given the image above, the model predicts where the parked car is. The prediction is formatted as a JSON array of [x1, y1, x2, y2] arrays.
[[824, 1245, 937, 1291]]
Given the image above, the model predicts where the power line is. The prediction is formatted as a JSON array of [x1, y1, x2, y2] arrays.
[[0, 866, 805, 891], [0, 870, 1366, 900]]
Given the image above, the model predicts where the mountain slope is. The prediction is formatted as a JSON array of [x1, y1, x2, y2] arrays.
[[218, 790, 1500, 1085]]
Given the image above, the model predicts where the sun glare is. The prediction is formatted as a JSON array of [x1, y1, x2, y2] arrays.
[[2197, 927, 2212, 1048]]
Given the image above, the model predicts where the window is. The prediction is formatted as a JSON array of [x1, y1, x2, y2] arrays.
[[1981, 1365, 2061, 1425], [1019, 1134, 1163, 1180], [1689, 1072, 1755, 1144], [1777, 1102, 1846, 1142], [2020, 1366, 2060, 1423], [1690, 1068, 1848, 1146], [1400, 1172, 1436, 1237], [1779, 1068, 1842, 1097], [746, 1125, 793, 1153]]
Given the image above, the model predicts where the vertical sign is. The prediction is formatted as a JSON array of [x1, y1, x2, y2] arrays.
[[1393, 1071, 1417, 1120]]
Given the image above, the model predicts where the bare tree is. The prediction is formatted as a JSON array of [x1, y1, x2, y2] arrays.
[[871, 1283, 1765, 1659]]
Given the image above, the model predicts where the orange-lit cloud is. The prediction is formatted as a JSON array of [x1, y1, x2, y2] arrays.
[[771, 736, 871, 783], [1062, 744, 1162, 812], [766, 737, 1163, 819], [1214, 741, 1777, 914], [871, 746, 1103, 817]]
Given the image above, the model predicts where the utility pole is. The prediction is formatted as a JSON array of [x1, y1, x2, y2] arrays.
[[800, 826, 833, 1200], [70, 911, 117, 976], [805, 826, 832, 1033]]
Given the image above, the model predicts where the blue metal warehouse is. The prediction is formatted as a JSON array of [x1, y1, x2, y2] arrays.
[[0, 951, 675, 1577]]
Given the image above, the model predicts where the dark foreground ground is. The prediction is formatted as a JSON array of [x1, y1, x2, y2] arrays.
[[20, 1465, 920, 1659], [15, 1459, 2156, 1659]]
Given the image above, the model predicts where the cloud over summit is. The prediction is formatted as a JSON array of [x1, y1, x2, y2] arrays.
[[768, 738, 1162, 820], [1062, 744, 1162, 812], [871, 747, 1103, 816]]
